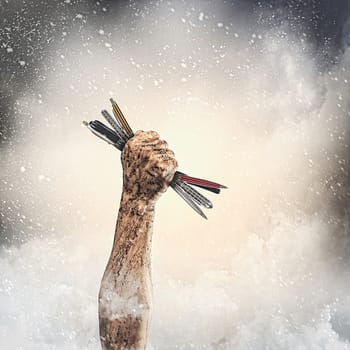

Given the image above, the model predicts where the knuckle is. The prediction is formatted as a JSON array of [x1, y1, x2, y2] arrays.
[[159, 139, 168, 147], [166, 149, 175, 157], [135, 130, 144, 136], [146, 130, 159, 139]]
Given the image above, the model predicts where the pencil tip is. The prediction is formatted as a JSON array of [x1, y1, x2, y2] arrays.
[[82, 120, 89, 126], [200, 212, 208, 220], [220, 185, 228, 189]]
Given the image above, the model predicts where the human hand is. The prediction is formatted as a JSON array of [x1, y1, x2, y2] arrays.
[[121, 130, 178, 202]]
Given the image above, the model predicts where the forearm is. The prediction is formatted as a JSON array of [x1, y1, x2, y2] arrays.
[[99, 192, 155, 350], [110, 191, 155, 274]]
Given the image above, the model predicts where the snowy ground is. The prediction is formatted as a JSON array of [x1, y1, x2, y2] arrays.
[[1, 1, 350, 349]]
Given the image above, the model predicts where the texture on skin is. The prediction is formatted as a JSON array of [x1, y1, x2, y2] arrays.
[[99, 130, 178, 350]]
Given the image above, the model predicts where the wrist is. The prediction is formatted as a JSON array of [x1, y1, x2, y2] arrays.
[[120, 191, 156, 216], [122, 179, 161, 205]]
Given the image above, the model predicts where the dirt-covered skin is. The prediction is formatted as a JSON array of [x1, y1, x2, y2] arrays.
[[98, 130, 178, 350]]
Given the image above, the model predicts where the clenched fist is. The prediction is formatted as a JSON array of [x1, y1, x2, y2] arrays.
[[121, 130, 178, 202]]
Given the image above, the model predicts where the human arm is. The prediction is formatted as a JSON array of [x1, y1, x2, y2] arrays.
[[98, 130, 177, 350]]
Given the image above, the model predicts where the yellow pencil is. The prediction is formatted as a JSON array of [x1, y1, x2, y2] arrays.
[[109, 98, 134, 136]]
